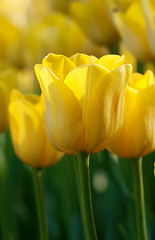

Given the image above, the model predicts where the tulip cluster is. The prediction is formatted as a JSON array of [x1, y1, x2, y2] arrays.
[[0, 1, 155, 240]]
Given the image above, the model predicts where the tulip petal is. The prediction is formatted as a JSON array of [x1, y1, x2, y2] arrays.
[[34, 64, 43, 87], [128, 70, 155, 90], [95, 55, 124, 71], [9, 100, 47, 167], [142, 0, 155, 56], [39, 138, 63, 167], [64, 64, 109, 113], [109, 83, 155, 158], [128, 84, 155, 157], [10, 89, 40, 105], [35, 65, 58, 101], [84, 64, 132, 153], [42, 53, 76, 81], [108, 87, 138, 157], [39, 67, 82, 154], [69, 53, 96, 67]]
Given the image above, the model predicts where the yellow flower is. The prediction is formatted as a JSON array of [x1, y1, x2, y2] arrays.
[[0, 14, 21, 65], [108, 70, 155, 158], [69, 0, 119, 45], [24, 12, 108, 67], [0, 67, 17, 133], [142, 0, 155, 57], [9, 90, 63, 167], [0, 0, 51, 28], [113, 1, 153, 61], [35, 53, 132, 155], [17, 68, 39, 93]]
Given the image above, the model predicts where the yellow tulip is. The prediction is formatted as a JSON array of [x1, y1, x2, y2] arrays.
[[0, 14, 21, 66], [0, 0, 51, 28], [113, 1, 153, 61], [35, 53, 132, 155], [108, 70, 155, 158], [142, 0, 155, 57], [69, 0, 119, 45], [17, 68, 39, 93], [24, 12, 108, 67], [9, 90, 63, 167], [0, 67, 17, 133]]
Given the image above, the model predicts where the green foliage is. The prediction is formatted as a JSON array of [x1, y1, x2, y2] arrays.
[[0, 130, 155, 240]]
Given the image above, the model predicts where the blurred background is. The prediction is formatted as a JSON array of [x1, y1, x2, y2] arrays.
[[0, 0, 155, 239]]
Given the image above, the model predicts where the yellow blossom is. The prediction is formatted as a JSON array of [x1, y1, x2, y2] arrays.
[[70, 0, 119, 45], [9, 90, 63, 167], [113, 1, 153, 61], [17, 68, 39, 93], [0, 0, 51, 28], [0, 67, 17, 133], [35, 53, 132, 155], [108, 70, 155, 158], [142, 0, 155, 57], [24, 12, 108, 67], [0, 14, 21, 66]]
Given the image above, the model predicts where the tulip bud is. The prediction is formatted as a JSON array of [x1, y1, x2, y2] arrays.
[[9, 90, 63, 167], [108, 70, 155, 158], [113, 1, 153, 61]]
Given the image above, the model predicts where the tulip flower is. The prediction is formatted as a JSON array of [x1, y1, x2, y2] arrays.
[[35, 52, 132, 240], [0, 67, 17, 133], [9, 89, 63, 240], [70, 0, 119, 45], [108, 69, 154, 240], [17, 68, 39, 93], [9, 89, 63, 167], [113, 1, 153, 61], [35, 53, 132, 155], [24, 13, 108, 67], [0, 0, 51, 28], [108, 70, 155, 158], [142, 0, 155, 57], [0, 14, 21, 66]]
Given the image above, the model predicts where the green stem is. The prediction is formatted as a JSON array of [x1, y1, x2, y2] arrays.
[[76, 152, 97, 240], [0, 131, 15, 240], [32, 168, 49, 240], [109, 43, 119, 54], [131, 158, 147, 240], [0, 173, 10, 240]]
